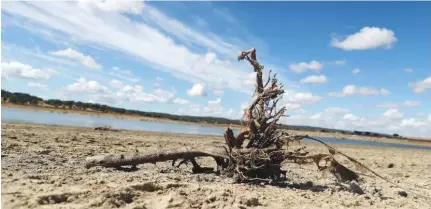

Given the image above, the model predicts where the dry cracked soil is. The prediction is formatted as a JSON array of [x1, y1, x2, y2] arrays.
[[2, 123, 431, 209]]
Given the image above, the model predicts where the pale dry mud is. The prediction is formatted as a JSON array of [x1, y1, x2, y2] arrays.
[[1, 122, 431, 209]]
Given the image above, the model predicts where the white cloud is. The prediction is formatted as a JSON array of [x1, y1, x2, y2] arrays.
[[241, 72, 257, 90], [329, 85, 390, 97], [172, 98, 190, 105], [352, 68, 360, 74], [203, 98, 235, 118], [409, 75, 431, 93], [331, 26, 398, 50], [28, 82, 48, 90], [300, 75, 328, 84], [77, 0, 144, 15], [307, 107, 351, 125], [343, 85, 357, 95], [208, 98, 222, 108], [357, 87, 380, 96], [110, 67, 140, 83], [404, 68, 413, 73], [2, 2, 264, 94], [285, 103, 301, 110], [383, 109, 403, 120], [177, 101, 235, 119], [187, 83, 207, 97], [115, 85, 175, 104], [110, 79, 124, 89], [403, 100, 420, 107], [289, 60, 323, 73], [331, 60, 347, 65], [116, 85, 155, 103], [416, 112, 426, 117], [153, 88, 175, 103], [213, 89, 224, 96], [428, 114, 431, 122], [310, 113, 322, 120], [286, 92, 322, 105], [2, 43, 77, 67], [376, 103, 398, 109], [380, 88, 391, 95], [329, 85, 355, 97], [361, 87, 378, 95], [285, 103, 305, 114], [176, 97, 235, 119], [343, 113, 359, 121], [143, 6, 239, 58], [204, 52, 217, 64], [178, 103, 201, 115], [156, 77, 163, 81], [1, 61, 52, 80], [324, 107, 350, 115], [377, 101, 420, 109], [50, 48, 101, 70], [65, 77, 109, 94], [88, 94, 120, 105], [282, 108, 431, 138], [400, 118, 427, 128]]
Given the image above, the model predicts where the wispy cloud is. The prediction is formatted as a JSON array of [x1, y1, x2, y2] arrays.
[[300, 75, 328, 84], [352, 68, 360, 74], [404, 68, 413, 73], [50, 48, 102, 70], [2, 1, 280, 95], [285, 92, 322, 105], [409, 75, 431, 93], [109, 66, 140, 83], [77, 0, 144, 14], [329, 85, 390, 97], [376, 100, 420, 109], [289, 60, 323, 73], [28, 82, 48, 90], [330, 60, 347, 65]]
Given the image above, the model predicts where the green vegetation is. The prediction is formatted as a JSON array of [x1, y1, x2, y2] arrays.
[[1, 89, 403, 139], [1, 89, 240, 124], [1, 90, 43, 105]]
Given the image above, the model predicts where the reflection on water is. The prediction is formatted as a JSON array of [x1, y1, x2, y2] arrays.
[[2, 107, 431, 150], [1, 107, 227, 136]]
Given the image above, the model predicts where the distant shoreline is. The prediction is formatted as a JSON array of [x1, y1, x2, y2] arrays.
[[2, 103, 431, 146], [1, 103, 242, 128]]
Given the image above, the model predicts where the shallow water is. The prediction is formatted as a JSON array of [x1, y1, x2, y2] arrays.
[[2, 107, 430, 150]]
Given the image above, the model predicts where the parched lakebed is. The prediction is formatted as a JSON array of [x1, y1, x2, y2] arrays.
[[1, 123, 431, 209]]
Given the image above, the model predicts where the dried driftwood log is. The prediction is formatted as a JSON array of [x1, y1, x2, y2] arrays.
[[86, 48, 429, 199], [85, 48, 362, 183]]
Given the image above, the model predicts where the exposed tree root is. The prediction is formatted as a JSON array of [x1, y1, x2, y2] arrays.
[[84, 48, 374, 184], [85, 47, 431, 200], [85, 149, 229, 170]]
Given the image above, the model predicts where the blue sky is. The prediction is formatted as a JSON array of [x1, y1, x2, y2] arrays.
[[1, 1, 430, 138]]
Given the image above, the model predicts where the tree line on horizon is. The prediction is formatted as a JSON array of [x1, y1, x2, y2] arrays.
[[1, 89, 403, 139]]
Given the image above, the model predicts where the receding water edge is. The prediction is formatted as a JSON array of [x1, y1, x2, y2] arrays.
[[2, 107, 430, 150]]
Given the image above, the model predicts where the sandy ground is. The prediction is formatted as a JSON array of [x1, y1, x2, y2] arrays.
[[1, 122, 431, 209]]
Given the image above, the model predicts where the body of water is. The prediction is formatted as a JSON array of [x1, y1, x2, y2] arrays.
[[2, 107, 431, 150]]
